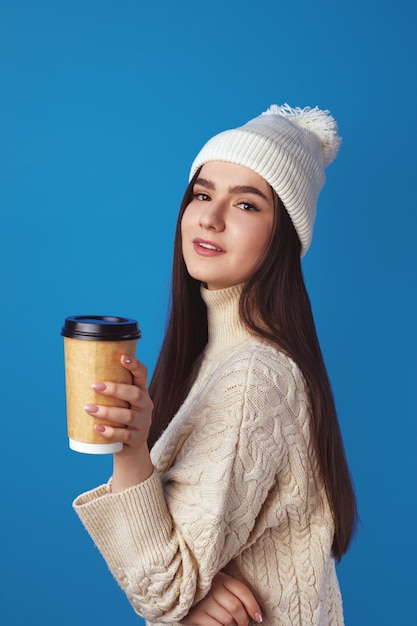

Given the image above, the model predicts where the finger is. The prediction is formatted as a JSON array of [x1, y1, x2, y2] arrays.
[[85, 402, 152, 440], [93, 422, 146, 446], [213, 595, 248, 626], [184, 598, 239, 626], [85, 404, 135, 426], [182, 607, 227, 626], [121, 355, 149, 390], [91, 380, 149, 407], [202, 584, 248, 626], [220, 575, 262, 624]]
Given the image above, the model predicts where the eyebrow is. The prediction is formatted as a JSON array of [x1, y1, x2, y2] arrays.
[[194, 177, 270, 201]]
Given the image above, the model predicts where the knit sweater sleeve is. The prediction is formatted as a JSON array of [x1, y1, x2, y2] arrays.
[[73, 349, 310, 623]]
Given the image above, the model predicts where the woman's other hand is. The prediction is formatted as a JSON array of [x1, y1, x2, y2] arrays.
[[181, 572, 262, 626]]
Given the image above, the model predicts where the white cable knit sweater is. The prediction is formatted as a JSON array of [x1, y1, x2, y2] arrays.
[[73, 284, 344, 626]]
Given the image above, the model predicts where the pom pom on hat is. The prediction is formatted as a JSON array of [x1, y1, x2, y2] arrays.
[[189, 103, 342, 256], [261, 104, 341, 167]]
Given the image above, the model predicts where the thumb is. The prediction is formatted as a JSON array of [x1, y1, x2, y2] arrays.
[[121, 354, 149, 390]]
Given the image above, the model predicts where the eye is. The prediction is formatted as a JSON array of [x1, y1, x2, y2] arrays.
[[237, 201, 260, 212], [193, 191, 211, 201]]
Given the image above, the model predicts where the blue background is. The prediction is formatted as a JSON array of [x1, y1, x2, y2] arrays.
[[1, 1, 415, 623]]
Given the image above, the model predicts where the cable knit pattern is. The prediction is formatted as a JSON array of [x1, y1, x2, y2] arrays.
[[73, 284, 344, 626]]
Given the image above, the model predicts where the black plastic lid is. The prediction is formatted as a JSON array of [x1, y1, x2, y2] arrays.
[[61, 315, 141, 341]]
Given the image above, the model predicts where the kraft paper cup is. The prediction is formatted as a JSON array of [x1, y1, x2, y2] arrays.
[[61, 315, 141, 454]]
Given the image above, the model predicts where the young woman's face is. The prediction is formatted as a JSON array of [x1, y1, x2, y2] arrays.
[[181, 161, 275, 290]]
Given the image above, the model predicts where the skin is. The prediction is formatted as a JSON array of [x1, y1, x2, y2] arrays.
[[85, 355, 154, 492], [181, 572, 262, 626], [181, 161, 275, 290], [84, 161, 273, 623]]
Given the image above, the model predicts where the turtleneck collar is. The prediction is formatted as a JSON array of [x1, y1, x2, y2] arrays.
[[200, 283, 251, 357]]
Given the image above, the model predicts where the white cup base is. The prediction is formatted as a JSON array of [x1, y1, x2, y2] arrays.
[[69, 439, 123, 454]]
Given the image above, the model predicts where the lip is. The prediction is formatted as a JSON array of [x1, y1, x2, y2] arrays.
[[192, 238, 225, 256]]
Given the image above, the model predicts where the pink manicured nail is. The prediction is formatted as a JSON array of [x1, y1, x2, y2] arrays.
[[122, 355, 132, 364], [84, 404, 99, 413], [94, 424, 106, 433], [255, 612, 263, 623], [92, 383, 107, 392]]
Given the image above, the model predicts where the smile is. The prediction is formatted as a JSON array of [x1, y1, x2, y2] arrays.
[[193, 238, 225, 256], [199, 242, 222, 251]]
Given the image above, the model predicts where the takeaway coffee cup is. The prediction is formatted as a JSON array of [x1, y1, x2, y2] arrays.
[[61, 315, 141, 454]]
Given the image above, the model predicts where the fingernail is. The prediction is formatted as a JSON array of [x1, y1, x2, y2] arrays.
[[122, 355, 132, 364], [94, 424, 106, 433], [255, 612, 263, 623], [92, 383, 107, 392], [84, 404, 99, 413]]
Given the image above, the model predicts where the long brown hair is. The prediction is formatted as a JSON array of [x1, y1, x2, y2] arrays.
[[148, 172, 357, 561]]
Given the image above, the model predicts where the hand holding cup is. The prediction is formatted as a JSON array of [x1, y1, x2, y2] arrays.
[[84, 354, 154, 452]]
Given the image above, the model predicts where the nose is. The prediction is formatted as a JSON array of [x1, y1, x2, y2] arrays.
[[199, 202, 225, 231]]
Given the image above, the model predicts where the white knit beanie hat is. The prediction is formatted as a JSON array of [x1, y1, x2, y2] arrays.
[[189, 104, 341, 256]]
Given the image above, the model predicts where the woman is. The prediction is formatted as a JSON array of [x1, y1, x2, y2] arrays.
[[74, 104, 357, 626]]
